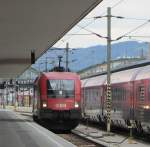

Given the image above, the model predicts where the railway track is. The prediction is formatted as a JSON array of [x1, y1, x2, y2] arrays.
[[58, 132, 103, 147]]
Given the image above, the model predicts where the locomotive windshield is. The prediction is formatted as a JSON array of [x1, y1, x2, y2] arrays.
[[47, 80, 75, 98]]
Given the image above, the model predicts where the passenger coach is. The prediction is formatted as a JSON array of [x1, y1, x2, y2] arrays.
[[81, 62, 150, 134]]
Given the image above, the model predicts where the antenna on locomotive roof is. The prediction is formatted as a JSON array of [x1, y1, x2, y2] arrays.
[[49, 56, 65, 72], [58, 55, 63, 68]]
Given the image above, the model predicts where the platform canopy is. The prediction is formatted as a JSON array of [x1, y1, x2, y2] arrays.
[[0, 0, 102, 79]]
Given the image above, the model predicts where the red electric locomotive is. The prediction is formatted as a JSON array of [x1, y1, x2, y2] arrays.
[[33, 71, 81, 131]]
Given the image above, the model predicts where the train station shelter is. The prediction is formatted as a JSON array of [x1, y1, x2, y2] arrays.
[[0, 0, 102, 79]]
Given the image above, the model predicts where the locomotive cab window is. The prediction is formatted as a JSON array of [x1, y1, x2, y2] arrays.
[[47, 80, 75, 98]]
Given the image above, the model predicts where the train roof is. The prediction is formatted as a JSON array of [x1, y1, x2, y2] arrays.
[[41, 72, 80, 79], [82, 60, 150, 79], [82, 60, 150, 87], [81, 74, 106, 87]]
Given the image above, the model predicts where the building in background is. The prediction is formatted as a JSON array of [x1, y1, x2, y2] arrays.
[[18, 67, 39, 80], [78, 57, 145, 78]]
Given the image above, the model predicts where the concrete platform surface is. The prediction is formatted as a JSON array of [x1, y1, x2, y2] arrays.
[[0, 109, 76, 147], [73, 124, 150, 147]]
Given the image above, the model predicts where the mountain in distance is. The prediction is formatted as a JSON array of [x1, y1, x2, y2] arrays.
[[34, 41, 149, 72]]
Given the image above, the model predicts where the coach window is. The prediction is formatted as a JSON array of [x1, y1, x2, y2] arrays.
[[116, 88, 120, 100], [112, 88, 114, 100], [117, 88, 119, 99], [85, 89, 88, 99], [91, 89, 94, 109], [115, 88, 118, 100], [86, 89, 91, 109], [122, 88, 125, 100], [96, 89, 99, 97], [148, 86, 150, 100], [84, 89, 87, 105], [89, 89, 92, 104], [115, 88, 117, 100], [86, 89, 90, 104], [120, 88, 123, 100], [124, 89, 126, 101], [121, 88, 123, 100], [138, 85, 145, 100], [114, 88, 117, 100]]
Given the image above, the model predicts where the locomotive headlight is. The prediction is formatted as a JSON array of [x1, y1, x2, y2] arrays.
[[75, 102, 79, 108], [42, 102, 47, 108], [143, 105, 150, 109]]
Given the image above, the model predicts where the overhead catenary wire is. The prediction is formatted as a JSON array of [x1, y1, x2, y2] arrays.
[[85, 0, 125, 19], [124, 35, 150, 38], [114, 19, 150, 41], [64, 3, 150, 45], [44, 0, 150, 66], [45, 48, 60, 60], [91, 14, 150, 42], [68, 16, 150, 43], [53, 0, 125, 48], [77, 25, 107, 39], [72, 16, 150, 43], [67, 33, 93, 36], [58, 13, 150, 47], [37, 47, 65, 70], [111, 0, 125, 9], [51, 1, 129, 52], [93, 15, 150, 21], [119, 17, 150, 21], [75, 0, 125, 29]]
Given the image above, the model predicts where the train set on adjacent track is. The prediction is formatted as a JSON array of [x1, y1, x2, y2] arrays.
[[81, 61, 150, 134]]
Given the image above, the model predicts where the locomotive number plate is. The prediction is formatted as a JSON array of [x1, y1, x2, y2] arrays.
[[56, 103, 66, 108]]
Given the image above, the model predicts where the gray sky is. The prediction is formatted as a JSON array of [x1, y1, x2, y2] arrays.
[[54, 0, 150, 48]]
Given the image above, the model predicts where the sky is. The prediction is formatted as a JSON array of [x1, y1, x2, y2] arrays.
[[53, 0, 150, 49]]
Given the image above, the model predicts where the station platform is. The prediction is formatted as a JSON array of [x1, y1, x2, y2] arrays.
[[2, 105, 32, 113], [73, 124, 150, 147], [4, 106, 150, 147], [15, 106, 32, 113], [0, 109, 76, 147]]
